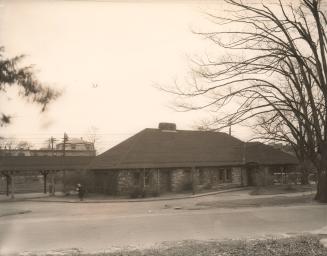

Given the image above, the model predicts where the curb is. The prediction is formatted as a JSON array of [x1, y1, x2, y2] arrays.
[[0, 196, 51, 203]]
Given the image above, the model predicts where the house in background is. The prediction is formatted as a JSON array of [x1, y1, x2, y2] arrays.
[[56, 137, 95, 156], [269, 142, 296, 156], [89, 123, 298, 196], [0, 137, 96, 157]]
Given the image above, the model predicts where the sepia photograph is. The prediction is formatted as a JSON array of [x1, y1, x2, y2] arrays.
[[0, 0, 327, 255]]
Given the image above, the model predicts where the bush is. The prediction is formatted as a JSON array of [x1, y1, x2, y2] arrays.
[[129, 187, 141, 198], [150, 191, 159, 197], [254, 171, 274, 186], [203, 183, 212, 190], [60, 171, 95, 192], [288, 173, 299, 184], [129, 187, 146, 198], [182, 182, 193, 191]]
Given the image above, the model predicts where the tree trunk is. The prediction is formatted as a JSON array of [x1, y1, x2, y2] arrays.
[[300, 168, 309, 185], [315, 142, 327, 203], [10, 174, 15, 199], [6, 175, 10, 196], [315, 171, 327, 202], [43, 172, 47, 194], [301, 173, 309, 185]]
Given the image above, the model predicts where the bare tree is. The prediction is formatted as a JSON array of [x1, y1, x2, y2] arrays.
[[0, 47, 60, 126], [163, 0, 327, 202], [16, 140, 34, 150], [0, 137, 34, 150], [255, 110, 315, 185], [85, 126, 99, 152], [0, 137, 17, 150]]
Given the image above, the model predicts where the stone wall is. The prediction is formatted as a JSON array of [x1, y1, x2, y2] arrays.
[[117, 170, 135, 195], [111, 166, 245, 196], [197, 167, 243, 191], [116, 169, 160, 196], [168, 166, 244, 193], [171, 169, 189, 192], [231, 167, 242, 185]]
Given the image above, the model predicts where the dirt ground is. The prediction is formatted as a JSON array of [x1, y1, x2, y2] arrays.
[[0, 190, 326, 255]]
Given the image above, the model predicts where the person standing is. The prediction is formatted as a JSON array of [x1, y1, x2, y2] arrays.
[[76, 184, 85, 201]]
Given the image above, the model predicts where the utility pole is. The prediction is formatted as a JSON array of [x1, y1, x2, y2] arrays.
[[10, 172, 15, 199], [63, 133, 68, 156], [46, 136, 57, 195], [62, 133, 68, 193], [228, 119, 232, 136], [49, 137, 56, 156], [242, 142, 246, 164]]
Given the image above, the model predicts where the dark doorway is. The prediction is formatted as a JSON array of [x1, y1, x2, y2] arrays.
[[93, 171, 118, 195], [160, 169, 172, 192], [246, 163, 259, 186]]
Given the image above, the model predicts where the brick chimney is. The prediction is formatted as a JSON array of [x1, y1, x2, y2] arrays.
[[158, 122, 177, 131]]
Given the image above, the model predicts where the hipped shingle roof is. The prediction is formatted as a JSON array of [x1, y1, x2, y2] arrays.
[[90, 128, 298, 170]]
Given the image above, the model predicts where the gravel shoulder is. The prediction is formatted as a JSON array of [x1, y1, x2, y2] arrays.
[[20, 235, 327, 256]]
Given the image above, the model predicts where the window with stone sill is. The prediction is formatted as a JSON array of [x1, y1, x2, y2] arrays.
[[219, 168, 225, 181], [198, 169, 205, 185], [226, 168, 232, 182], [144, 170, 151, 186], [133, 172, 140, 185]]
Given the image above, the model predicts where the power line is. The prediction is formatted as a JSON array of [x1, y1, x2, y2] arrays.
[[0, 133, 135, 135], [10, 0, 327, 6]]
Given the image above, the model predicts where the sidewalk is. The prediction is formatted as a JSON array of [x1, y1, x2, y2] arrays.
[[0, 192, 51, 202], [0, 187, 316, 204]]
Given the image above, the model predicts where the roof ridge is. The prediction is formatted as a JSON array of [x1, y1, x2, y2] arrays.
[[113, 129, 146, 167], [145, 127, 238, 135], [96, 129, 144, 157]]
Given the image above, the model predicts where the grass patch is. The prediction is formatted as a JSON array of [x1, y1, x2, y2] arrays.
[[145, 236, 327, 256], [37, 235, 327, 256], [195, 194, 314, 209], [250, 185, 315, 196]]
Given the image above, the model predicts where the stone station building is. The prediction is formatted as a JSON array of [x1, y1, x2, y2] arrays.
[[90, 123, 298, 196]]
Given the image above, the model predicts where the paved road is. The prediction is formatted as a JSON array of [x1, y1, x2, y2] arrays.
[[0, 200, 326, 255]]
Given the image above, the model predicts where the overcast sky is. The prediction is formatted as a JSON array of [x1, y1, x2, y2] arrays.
[[0, 0, 256, 152]]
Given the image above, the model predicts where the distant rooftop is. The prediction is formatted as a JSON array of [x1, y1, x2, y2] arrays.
[[57, 137, 93, 145]]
